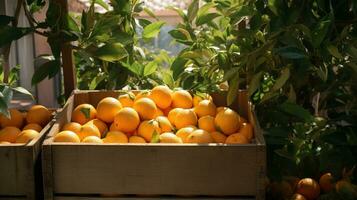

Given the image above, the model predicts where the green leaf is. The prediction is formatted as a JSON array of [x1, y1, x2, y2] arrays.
[[196, 13, 220, 26], [66, 14, 80, 33], [143, 7, 159, 21], [150, 130, 160, 143], [248, 71, 263, 97], [171, 57, 188, 80], [0, 26, 33, 47], [272, 67, 290, 91], [229, 5, 255, 23], [111, 0, 131, 14], [32, 59, 61, 85], [166, 6, 187, 21], [94, 0, 109, 10], [11, 87, 34, 99], [138, 18, 151, 28], [279, 101, 314, 122], [142, 21, 165, 39], [46, 1, 61, 26], [327, 45, 343, 59], [312, 18, 331, 48], [143, 62, 158, 76], [227, 73, 239, 106], [0, 94, 10, 118], [187, 0, 199, 22], [169, 28, 192, 41], [95, 43, 128, 62], [275, 46, 307, 59], [122, 62, 144, 76], [0, 15, 14, 27], [222, 67, 239, 82], [80, 107, 91, 119], [162, 71, 175, 88]]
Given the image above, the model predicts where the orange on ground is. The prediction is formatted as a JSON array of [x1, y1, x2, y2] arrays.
[[0, 108, 24, 128], [133, 97, 157, 120], [198, 116, 216, 132], [210, 131, 227, 143], [86, 119, 108, 138], [62, 122, 82, 134], [102, 131, 128, 143], [239, 123, 254, 141], [290, 194, 307, 200], [72, 104, 97, 125], [15, 130, 39, 143], [193, 93, 213, 107], [159, 132, 182, 143], [137, 120, 161, 142], [171, 90, 193, 108], [295, 178, 320, 200], [150, 85, 173, 109], [77, 124, 101, 141], [0, 126, 21, 143], [215, 108, 241, 135], [118, 92, 135, 107], [26, 105, 51, 126], [176, 126, 196, 142], [225, 133, 249, 144], [186, 129, 213, 143], [23, 123, 42, 132], [129, 136, 146, 143], [134, 90, 151, 101], [156, 116, 173, 133], [174, 109, 197, 129], [167, 108, 183, 125], [113, 107, 140, 133], [194, 99, 216, 117], [53, 131, 80, 143], [82, 136, 103, 143], [319, 173, 335, 193], [96, 97, 122, 123]]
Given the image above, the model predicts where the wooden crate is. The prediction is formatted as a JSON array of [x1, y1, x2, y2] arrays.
[[43, 90, 266, 200], [0, 115, 55, 200]]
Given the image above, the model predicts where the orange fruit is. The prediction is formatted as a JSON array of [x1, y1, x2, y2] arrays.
[[210, 131, 227, 143], [72, 104, 97, 125], [85, 119, 108, 138], [167, 108, 183, 125], [156, 116, 173, 132], [53, 131, 80, 143], [186, 129, 213, 143], [109, 123, 120, 131], [198, 115, 216, 132], [129, 136, 146, 143], [23, 123, 42, 132], [174, 109, 197, 129], [150, 85, 173, 109], [296, 178, 320, 200], [283, 176, 300, 191], [239, 123, 253, 141], [319, 173, 334, 193], [0, 108, 24, 128], [225, 133, 249, 144], [290, 194, 307, 200], [82, 136, 103, 143], [77, 124, 101, 141], [0, 141, 11, 144], [96, 97, 122, 123], [138, 120, 161, 142], [154, 108, 164, 117], [335, 180, 357, 197], [269, 181, 293, 200], [176, 126, 196, 142], [216, 106, 228, 114], [0, 126, 21, 143], [134, 90, 151, 101], [240, 117, 248, 123], [102, 131, 128, 143], [118, 92, 135, 107], [162, 106, 172, 116], [15, 130, 39, 143], [113, 107, 140, 133], [62, 122, 82, 134], [215, 108, 241, 135], [159, 132, 183, 143], [133, 97, 157, 120], [194, 100, 216, 117], [26, 105, 51, 126], [171, 90, 193, 108], [193, 93, 213, 107]]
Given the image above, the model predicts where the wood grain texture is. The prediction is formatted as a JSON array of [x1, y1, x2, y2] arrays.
[[53, 197, 255, 200]]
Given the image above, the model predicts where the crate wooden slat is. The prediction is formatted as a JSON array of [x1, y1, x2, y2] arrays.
[[43, 90, 266, 200], [53, 197, 255, 200]]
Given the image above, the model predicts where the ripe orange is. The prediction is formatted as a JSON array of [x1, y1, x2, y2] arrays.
[[23, 123, 42, 132], [156, 116, 173, 132], [335, 180, 357, 197], [215, 108, 241, 135], [72, 104, 97, 124], [154, 108, 164, 117], [176, 126, 196, 142], [162, 106, 172, 116], [129, 136, 146, 143], [26, 105, 52, 126], [216, 106, 228, 114], [194, 100, 216, 117], [15, 130, 39, 143], [109, 123, 120, 131], [77, 124, 101, 141], [133, 97, 157, 120], [118, 92, 135, 107], [319, 173, 335, 193], [296, 178, 320, 200], [186, 129, 214, 143], [210, 131, 227, 143], [0, 108, 24, 128], [85, 119, 108, 138], [167, 108, 183, 125], [53, 131, 80, 143], [102, 131, 128, 143], [290, 194, 307, 200], [82, 136, 103, 143], [134, 90, 151, 101], [62, 122, 82, 134], [113, 107, 140, 133], [0, 126, 21, 143], [239, 123, 254, 141], [198, 116, 216, 132], [159, 132, 183, 143], [96, 97, 122, 123], [225, 133, 249, 144], [138, 120, 161, 142], [171, 90, 193, 108], [193, 93, 212, 107], [174, 109, 197, 129], [150, 85, 173, 109]]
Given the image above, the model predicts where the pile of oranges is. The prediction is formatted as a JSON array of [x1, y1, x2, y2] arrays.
[[0, 105, 52, 144], [54, 86, 254, 144]]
